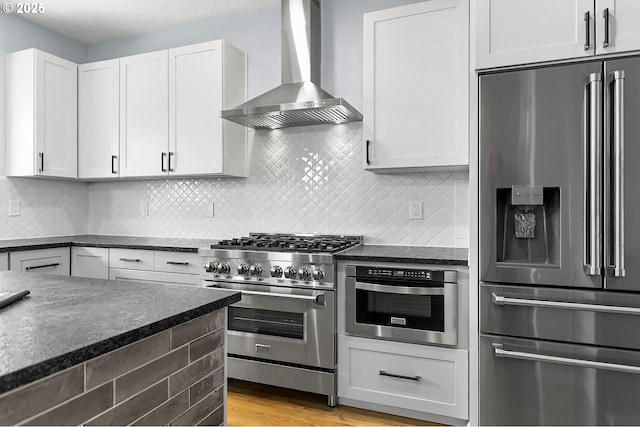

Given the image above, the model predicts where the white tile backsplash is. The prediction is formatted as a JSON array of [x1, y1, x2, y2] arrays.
[[0, 177, 88, 239], [88, 123, 468, 246]]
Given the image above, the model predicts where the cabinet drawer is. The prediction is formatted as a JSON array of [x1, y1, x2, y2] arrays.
[[109, 248, 154, 270], [154, 251, 199, 275], [109, 268, 200, 286], [10, 248, 70, 275], [338, 335, 468, 419], [0, 253, 8, 271]]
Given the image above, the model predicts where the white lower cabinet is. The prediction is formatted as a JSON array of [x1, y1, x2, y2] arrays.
[[0, 253, 8, 271], [71, 247, 109, 279], [338, 335, 468, 421], [108, 248, 199, 286], [10, 247, 70, 276]]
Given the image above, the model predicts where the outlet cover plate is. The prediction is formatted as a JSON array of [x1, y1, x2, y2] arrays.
[[410, 200, 423, 220], [9, 200, 20, 217]]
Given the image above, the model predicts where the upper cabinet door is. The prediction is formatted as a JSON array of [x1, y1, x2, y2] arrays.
[[597, 0, 640, 55], [78, 59, 120, 179], [168, 40, 248, 177], [363, 0, 468, 172], [119, 50, 169, 177], [475, 0, 594, 69], [35, 50, 78, 178]]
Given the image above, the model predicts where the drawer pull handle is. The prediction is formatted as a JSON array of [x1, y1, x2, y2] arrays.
[[119, 258, 141, 262], [166, 261, 189, 266], [26, 263, 60, 271], [379, 370, 421, 382], [492, 293, 640, 315]]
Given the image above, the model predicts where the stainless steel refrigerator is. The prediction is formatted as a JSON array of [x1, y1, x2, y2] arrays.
[[480, 58, 640, 425]]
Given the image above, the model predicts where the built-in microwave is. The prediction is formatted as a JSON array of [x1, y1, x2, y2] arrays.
[[344, 265, 458, 346]]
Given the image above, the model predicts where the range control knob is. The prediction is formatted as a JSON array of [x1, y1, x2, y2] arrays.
[[270, 265, 283, 278], [237, 263, 250, 276], [218, 262, 231, 275], [204, 261, 218, 273], [284, 266, 297, 279], [312, 267, 325, 281], [250, 264, 263, 277], [298, 266, 312, 281]]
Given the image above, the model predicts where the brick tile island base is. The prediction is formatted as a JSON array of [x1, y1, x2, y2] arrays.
[[0, 272, 239, 426]]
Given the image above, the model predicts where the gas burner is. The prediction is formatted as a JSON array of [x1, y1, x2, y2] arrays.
[[211, 233, 362, 254]]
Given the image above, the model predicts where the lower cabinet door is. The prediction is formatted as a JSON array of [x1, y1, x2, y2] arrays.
[[0, 253, 8, 271], [338, 335, 468, 420], [71, 247, 109, 279], [109, 268, 200, 286], [10, 248, 70, 275]]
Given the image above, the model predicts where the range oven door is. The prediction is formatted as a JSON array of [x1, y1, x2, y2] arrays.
[[344, 276, 457, 346], [204, 280, 335, 369]]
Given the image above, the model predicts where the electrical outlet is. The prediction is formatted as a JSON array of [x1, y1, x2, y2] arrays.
[[409, 201, 423, 220], [206, 202, 215, 218], [9, 200, 20, 217], [140, 202, 149, 217]]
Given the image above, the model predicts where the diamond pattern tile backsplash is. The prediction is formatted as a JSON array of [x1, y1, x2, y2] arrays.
[[0, 177, 88, 239], [89, 123, 468, 246]]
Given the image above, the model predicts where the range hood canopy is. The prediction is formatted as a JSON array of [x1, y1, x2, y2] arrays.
[[220, 0, 362, 130]]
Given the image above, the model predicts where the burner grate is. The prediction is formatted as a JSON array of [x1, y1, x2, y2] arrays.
[[211, 233, 361, 253]]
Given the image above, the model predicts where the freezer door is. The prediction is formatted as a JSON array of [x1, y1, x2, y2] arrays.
[[605, 57, 640, 292], [480, 62, 603, 288], [480, 335, 640, 425]]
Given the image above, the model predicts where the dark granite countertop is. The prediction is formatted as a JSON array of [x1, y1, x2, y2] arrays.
[[0, 271, 240, 394], [0, 235, 214, 253], [336, 245, 468, 266]]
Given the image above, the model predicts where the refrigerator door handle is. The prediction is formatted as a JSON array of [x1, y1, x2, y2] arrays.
[[491, 292, 640, 315], [609, 70, 626, 278], [493, 344, 640, 374], [584, 73, 602, 276]]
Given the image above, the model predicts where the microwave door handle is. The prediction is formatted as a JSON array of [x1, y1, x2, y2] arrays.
[[491, 292, 640, 315], [609, 70, 626, 278], [493, 344, 640, 374], [584, 73, 603, 276], [355, 282, 445, 296]]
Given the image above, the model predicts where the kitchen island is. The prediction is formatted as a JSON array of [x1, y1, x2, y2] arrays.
[[0, 271, 240, 425]]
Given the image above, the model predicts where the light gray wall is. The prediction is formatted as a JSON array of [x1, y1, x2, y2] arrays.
[[87, 0, 424, 107], [0, 12, 87, 176]]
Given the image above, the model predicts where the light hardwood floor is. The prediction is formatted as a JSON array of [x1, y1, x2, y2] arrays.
[[226, 379, 441, 426]]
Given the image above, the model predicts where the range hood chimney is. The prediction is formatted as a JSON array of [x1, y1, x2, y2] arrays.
[[220, 0, 363, 129]]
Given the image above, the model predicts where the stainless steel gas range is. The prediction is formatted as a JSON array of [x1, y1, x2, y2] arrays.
[[198, 233, 362, 406]]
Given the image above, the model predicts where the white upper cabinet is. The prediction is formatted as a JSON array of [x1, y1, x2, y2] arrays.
[[119, 50, 169, 178], [476, 0, 640, 69], [597, 0, 640, 55], [6, 49, 77, 178], [363, 0, 468, 172], [78, 59, 120, 179], [168, 40, 248, 177]]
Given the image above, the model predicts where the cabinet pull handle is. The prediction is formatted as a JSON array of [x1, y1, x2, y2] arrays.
[[584, 11, 591, 50], [366, 140, 371, 165], [161, 152, 167, 172], [119, 257, 141, 262], [379, 370, 421, 382], [111, 155, 117, 174], [603, 8, 610, 48], [38, 152, 44, 173], [168, 152, 174, 172], [26, 263, 60, 271], [166, 261, 189, 265]]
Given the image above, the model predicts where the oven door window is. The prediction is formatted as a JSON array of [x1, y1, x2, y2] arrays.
[[355, 288, 444, 332], [228, 307, 304, 339]]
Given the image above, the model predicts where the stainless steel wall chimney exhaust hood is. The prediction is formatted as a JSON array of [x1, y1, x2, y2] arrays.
[[220, 0, 363, 129]]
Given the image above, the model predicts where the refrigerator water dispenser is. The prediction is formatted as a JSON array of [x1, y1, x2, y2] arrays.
[[496, 186, 560, 266]]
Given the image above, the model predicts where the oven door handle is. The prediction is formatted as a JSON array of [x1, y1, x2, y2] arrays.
[[208, 285, 325, 305], [494, 344, 640, 374], [492, 293, 640, 315], [355, 282, 444, 296]]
